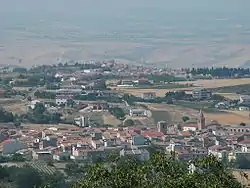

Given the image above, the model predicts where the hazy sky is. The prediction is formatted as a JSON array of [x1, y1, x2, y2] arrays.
[[0, 0, 249, 13]]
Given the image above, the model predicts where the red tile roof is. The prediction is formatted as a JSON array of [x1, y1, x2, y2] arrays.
[[238, 138, 250, 145], [183, 124, 198, 128], [180, 131, 191, 137]]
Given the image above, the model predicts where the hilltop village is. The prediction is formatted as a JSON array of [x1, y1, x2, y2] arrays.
[[2, 60, 250, 176]]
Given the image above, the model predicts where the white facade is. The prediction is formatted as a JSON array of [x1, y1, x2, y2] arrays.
[[129, 109, 148, 117], [183, 125, 197, 132], [56, 98, 67, 105]]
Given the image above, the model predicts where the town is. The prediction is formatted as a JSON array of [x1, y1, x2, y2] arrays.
[[2, 60, 250, 186]]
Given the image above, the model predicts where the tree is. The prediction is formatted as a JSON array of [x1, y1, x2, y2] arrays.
[[11, 153, 25, 162], [110, 108, 125, 119], [34, 103, 46, 115], [72, 153, 242, 188], [13, 167, 43, 188], [182, 116, 190, 122], [240, 122, 246, 126], [123, 119, 135, 127], [0, 108, 15, 123]]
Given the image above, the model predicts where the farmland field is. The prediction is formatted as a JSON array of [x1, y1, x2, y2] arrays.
[[112, 78, 250, 97]]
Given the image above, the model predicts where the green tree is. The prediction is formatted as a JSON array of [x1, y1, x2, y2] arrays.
[[0, 108, 15, 122], [240, 122, 246, 126], [110, 108, 125, 119], [73, 153, 242, 188], [11, 153, 25, 162], [123, 119, 135, 126], [182, 116, 190, 122]]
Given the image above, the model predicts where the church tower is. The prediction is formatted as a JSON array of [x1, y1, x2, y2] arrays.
[[198, 109, 206, 130]]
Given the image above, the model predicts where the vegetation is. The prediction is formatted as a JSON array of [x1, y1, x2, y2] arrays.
[[0, 165, 67, 188], [182, 116, 190, 122], [13, 75, 44, 87], [110, 108, 126, 119], [46, 84, 60, 90], [0, 108, 15, 123], [188, 67, 250, 78], [123, 119, 135, 126], [21, 103, 61, 124], [72, 153, 241, 188], [0, 153, 26, 163], [240, 122, 246, 126], [144, 74, 186, 83], [34, 91, 56, 99]]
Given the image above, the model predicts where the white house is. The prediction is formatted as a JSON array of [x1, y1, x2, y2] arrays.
[[183, 124, 198, 132], [30, 100, 41, 109], [129, 109, 148, 117]]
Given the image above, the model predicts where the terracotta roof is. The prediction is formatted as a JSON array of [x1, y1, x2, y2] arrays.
[[1, 139, 12, 145], [183, 124, 198, 128], [142, 131, 164, 138], [238, 138, 250, 145], [180, 131, 191, 137]]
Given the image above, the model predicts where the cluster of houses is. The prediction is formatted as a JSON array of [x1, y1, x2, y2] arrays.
[[1, 110, 250, 166]]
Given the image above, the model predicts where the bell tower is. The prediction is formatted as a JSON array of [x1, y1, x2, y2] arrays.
[[198, 109, 206, 130]]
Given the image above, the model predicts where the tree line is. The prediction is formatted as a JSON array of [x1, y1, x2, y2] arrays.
[[72, 153, 241, 188], [187, 67, 250, 78]]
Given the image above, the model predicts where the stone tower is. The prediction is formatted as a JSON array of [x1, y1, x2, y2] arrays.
[[198, 109, 206, 130]]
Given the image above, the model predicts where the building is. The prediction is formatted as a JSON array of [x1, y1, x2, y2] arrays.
[[30, 100, 41, 110], [120, 145, 150, 161], [157, 121, 168, 134], [141, 92, 156, 100], [132, 136, 145, 146], [32, 150, 53, 161], [239, 95, 250, 106], [56, 96, 72, 106], [198, 110, 206, 130], [227, 126, 250, 133], [129, 109, 148, 117], [183, 124, 198, 132], [192, 88, 212, 100], [74, 116, 89, 127], [2, 139, 27, 155]]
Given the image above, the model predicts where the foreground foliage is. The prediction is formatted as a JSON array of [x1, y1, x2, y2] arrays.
[[73, 153, 242, 188]]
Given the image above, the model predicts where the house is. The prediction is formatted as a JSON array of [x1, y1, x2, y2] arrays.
[[227, 126, 250, 133], [239, 95, 250, 106], [117, 80, 134, 87], [215, 102, 229, 109], [120, 145, 150, 161], [56, 96, 72, 106], [157, 121, 168, 134], [129, 109, 148, 117], [32, 150, 53, 161], [91, 140, 103, 149], [183, 124, 199, 132], [208, 144, 231, 161], [239, 106, 250, 111], [142, 131, 164, 141], [74, 116, 89, 127], [53, 152, 71, 161], [30, 100, 41, 109], [192, 88, 212, 100]]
